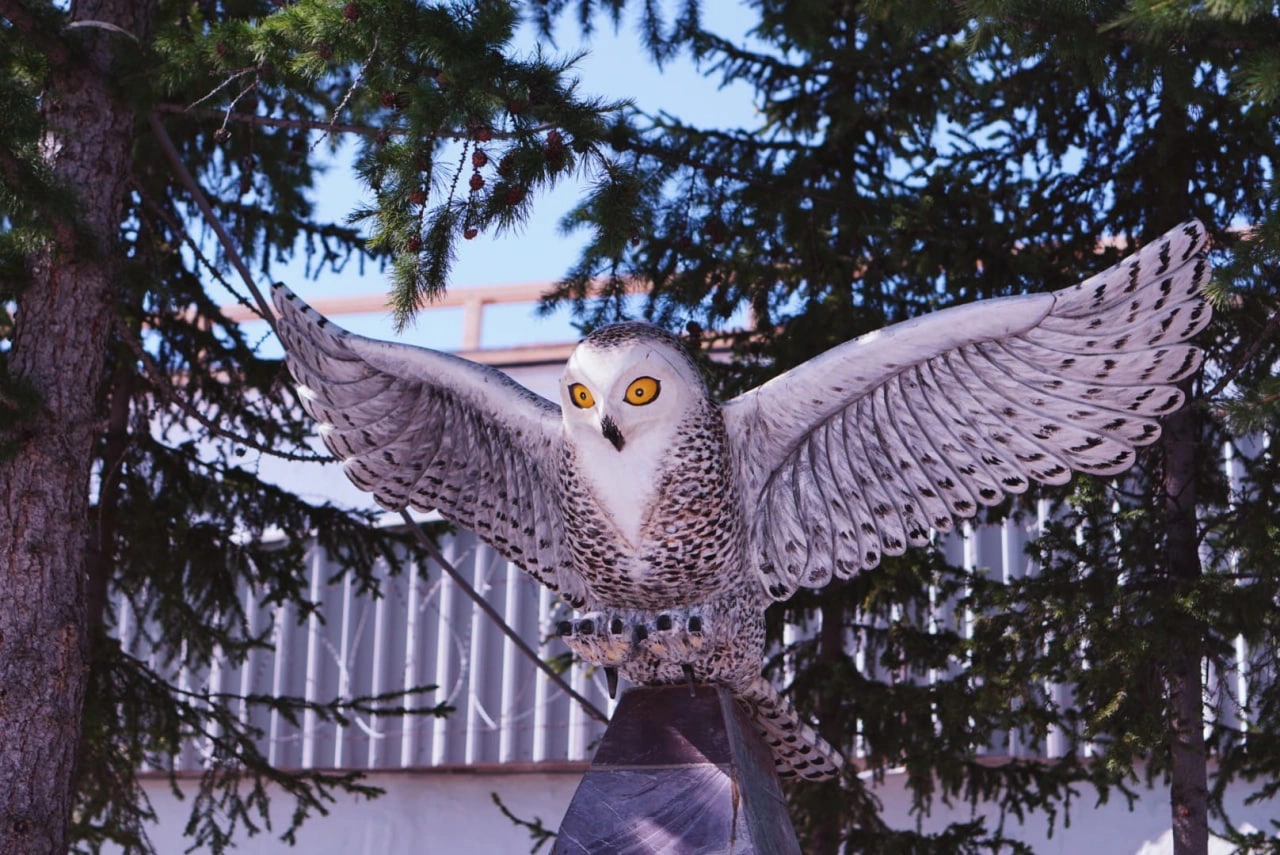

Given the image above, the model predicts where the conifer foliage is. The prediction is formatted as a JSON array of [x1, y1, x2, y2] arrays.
[[2, 0, 1279, 853], [0, 2, 624, 852], [534, 1, 1280, 852]]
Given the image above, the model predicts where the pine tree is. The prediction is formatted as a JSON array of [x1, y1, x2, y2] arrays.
[[0, 2, 627, 852], [533, 1, 1280, 852], [5, 0, 1278, 852]]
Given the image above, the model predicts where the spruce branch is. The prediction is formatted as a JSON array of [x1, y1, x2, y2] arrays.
[[0, 0, 69, 66], [115, 318, 328, 464], [963, 0, 1280, 53], [316, 31, 380, 151], [149, 112, 276, 324], [153, 103, 558, 143], [490, 792, 556, 854], [133, 184, 261, 320], [399, 510, 611, 725], [1204, 306, 1280, 401]]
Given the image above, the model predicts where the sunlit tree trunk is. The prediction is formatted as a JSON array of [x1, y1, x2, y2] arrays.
[[0, 2, 155, 852]]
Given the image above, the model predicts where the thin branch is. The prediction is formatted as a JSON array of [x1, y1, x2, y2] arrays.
[[156, 103, 384, 138], [316, 32, 380, 151], [150, 104, 604, 728], [185, 66, 257, 112], [116, 318, 329, 463], [217, 78, 261, 139], [153, 103, 555, 143], [1204, 307, 1280, 400], [400, 510, 611, 726], [155, 103, 384, 138], [149, 112, 277, 325]]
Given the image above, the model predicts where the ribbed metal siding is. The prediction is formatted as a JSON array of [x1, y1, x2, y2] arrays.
[[115, 525, 614, 772], [114, 436, 1266, 772]]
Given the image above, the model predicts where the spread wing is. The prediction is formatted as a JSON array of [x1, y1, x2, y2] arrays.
[[722, 220, 1212, 600], [272, 284, 584, 604]]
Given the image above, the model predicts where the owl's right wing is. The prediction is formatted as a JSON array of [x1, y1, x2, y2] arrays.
[[722, 220, 1211, 600], [273, 284, 584, 605]]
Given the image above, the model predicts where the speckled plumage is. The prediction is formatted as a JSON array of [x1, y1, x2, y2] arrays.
[[272, 219, 1213, 783]]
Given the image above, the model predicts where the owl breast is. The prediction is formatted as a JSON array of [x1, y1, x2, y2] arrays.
[[557, 403, 750, 611]]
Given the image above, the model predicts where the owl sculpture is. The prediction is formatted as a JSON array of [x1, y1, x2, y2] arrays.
[[273, 220, 1211, 782]]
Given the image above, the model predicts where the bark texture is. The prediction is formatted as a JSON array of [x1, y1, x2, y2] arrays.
[[0, 2, 155, 852], [1161, 400, 1209, 855], [808, 597, 846, 855]]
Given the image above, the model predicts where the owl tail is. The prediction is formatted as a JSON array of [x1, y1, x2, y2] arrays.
[[738, 677, 844, 781]]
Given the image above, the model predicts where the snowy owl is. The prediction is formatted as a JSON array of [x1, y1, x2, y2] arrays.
[[273, 220, 1212, 781]]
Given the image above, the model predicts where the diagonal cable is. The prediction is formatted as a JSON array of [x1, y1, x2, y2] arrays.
[[400, 513, 608, 724], [150, 110, 609, 727]]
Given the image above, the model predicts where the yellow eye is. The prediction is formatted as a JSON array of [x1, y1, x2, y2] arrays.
[[568, 383, 595, 409], [624, 376, 660, 406]]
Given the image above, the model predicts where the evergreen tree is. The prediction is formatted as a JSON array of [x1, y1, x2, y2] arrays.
[[533, 1, 1280, 852], [4, 0, 1278, 852], [0, 1, 625, 852]]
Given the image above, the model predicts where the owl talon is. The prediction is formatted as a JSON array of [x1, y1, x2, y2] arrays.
[[682, 663, 697, 696], [561, 611, 639, 668], [687, 614, 706, 651], [565, 607, 717, 684]]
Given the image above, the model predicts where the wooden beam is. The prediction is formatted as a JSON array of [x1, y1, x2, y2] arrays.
[[553, 684, 801, 854], [218, 277, 650, 323]]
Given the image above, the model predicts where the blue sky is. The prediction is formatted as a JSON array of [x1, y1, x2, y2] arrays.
[[261, 4, 760, 351]]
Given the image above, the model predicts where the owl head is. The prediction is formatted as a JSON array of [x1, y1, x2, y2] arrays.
[[559, 322, 706, 455]]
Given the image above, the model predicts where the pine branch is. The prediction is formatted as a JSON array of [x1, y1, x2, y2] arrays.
[[153, 103, 556, 143], [115, 318, 328, 463], [0, 0, 69, 66], [148, 112, 276, 324], [1205, 306, 1280, 401], [0, 147, 78, 245], [399, 511, 611, 725]]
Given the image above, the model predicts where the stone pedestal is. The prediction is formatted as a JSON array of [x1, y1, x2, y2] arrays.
[[552, 684, 801, 854]]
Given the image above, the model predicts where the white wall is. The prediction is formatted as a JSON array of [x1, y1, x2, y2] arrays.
[[128, 765, 1272, 854], [129, 768, 582, 855], [148, 335, 1272, 853]]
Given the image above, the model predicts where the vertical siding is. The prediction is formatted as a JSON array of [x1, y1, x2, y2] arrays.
[[114, 446, 1261, 772]]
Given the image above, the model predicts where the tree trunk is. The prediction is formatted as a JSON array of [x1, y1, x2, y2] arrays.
[[807, 596, 847, 855], [1161, 399, 1209, 855], [0, 2, 154, 852]]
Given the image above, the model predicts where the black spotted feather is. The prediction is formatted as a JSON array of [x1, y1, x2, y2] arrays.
[[724, 220, 1214, 600], [272, 283, 584, 603]]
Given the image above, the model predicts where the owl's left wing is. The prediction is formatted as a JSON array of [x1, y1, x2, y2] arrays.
[[273, 284, 585, 605], [722, 220, 1212, 600]]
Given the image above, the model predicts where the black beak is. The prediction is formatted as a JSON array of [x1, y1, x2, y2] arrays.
[[601, 415, 625, 451]]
